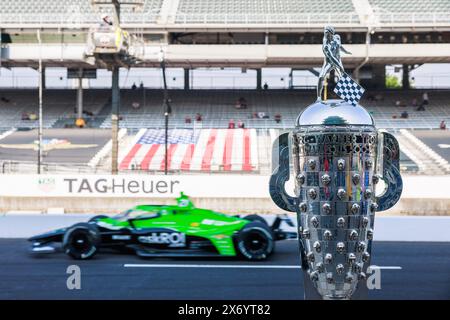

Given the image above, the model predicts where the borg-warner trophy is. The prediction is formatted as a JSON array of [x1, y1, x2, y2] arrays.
[[269, 26, 403, 300]]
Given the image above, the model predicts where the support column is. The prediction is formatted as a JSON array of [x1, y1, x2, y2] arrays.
[[76, 70, 83, 119], [41, 67, 46, 89], [256, 68, 262, 90], [372, 64, 386, 89], [402, 64, 410, 90], [111, 67, 120, 175], [288, 69, 293, 89], [184, 68, 189, 90]]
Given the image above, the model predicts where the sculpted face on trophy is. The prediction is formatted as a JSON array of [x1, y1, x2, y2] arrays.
[[269, 26, 403, 300]]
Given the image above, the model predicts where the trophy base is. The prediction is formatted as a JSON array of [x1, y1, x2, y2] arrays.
[[303, 272, 369, 300]]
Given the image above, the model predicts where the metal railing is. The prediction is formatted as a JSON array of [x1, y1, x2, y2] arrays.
[[0, 13, 160, 26], [373, 12, 450, 24], [3, 11, 450, 27], [172, 13, 360, 25], [0, 160, 109, 174], [0, 12, 360, 27]]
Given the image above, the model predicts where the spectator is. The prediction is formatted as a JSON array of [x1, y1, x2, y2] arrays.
[[228, 119, 235, 129], [131, 83, 137, 90], [411, 98, 417, 107], [440, 120, 446, 130], [237, 120, 245, 129], [274, 114, 282, 123], [75, 118, 86, 128], [21, 112, 30, 120], [235, 97, 247, 109], [375, 93, 384, 102], [422, 92, 429, 105], [395, 100, 406, 107], [139, 81, 144, 89], [400, 110, 409, 119], [185, 116, 191, 124], [132, 102, 140, 109], [418, 92, 429, 111], [195, 113, 202, 122], [263, 82, 269, 90]]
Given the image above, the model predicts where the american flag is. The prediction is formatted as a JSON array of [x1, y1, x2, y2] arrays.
[[138, 129, 199, 145], [119, 128, 258, 172]]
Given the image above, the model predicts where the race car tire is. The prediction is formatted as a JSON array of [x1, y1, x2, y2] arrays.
[[236, 221, 274, 261], [243, 214, 268, 226], [63, 223, 101, 260], [88, 215, 108, 223]]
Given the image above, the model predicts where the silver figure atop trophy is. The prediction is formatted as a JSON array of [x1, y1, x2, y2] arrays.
[[317, 26, 351, 101], [269, 26, 403, 300]]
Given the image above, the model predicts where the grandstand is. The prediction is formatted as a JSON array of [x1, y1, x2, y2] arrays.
[[174, 0, 359, 24], [1, 89, 448, 130], [0, 89, 109, 130], [0, 0, 163, 24], [1, 0, 450, 27], [0, 87, 450, 174], [369, 0, 450, 23]]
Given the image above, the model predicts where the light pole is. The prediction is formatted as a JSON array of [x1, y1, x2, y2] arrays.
[[111, 66, 120, 175], [37, 29, 43, 174], [159, 49, 171, 175]]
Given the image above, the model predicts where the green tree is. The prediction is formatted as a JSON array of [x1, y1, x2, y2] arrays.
[[386, 75, 401, 89]]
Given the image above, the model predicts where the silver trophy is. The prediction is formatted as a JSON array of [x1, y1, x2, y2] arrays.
[[269, 27, 403, 300]]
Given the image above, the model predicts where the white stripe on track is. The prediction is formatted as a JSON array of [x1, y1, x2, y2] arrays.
[[124, 264, 300, 269], [123, 264, 402, 270], [0, 129, 16, 141], [370, 266, 403, 270]]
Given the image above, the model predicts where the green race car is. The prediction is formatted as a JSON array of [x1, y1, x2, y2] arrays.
[[29, 193, 296, 260]]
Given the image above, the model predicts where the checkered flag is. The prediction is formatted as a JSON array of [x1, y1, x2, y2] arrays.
[[333, 73, 365, 106]]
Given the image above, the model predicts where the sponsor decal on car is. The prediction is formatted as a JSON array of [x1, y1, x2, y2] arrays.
[[111, 235, 131, 240], [138, 232, 186, 247], [201, 219, 241, 226]]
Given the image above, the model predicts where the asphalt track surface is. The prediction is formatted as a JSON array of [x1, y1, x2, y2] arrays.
[[412, 129, 450, 162], [0, 239, 448, 300]]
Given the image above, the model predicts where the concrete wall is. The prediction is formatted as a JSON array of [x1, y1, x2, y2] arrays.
[[1, 195, 449, 215], [0, 174, 449, 215]]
